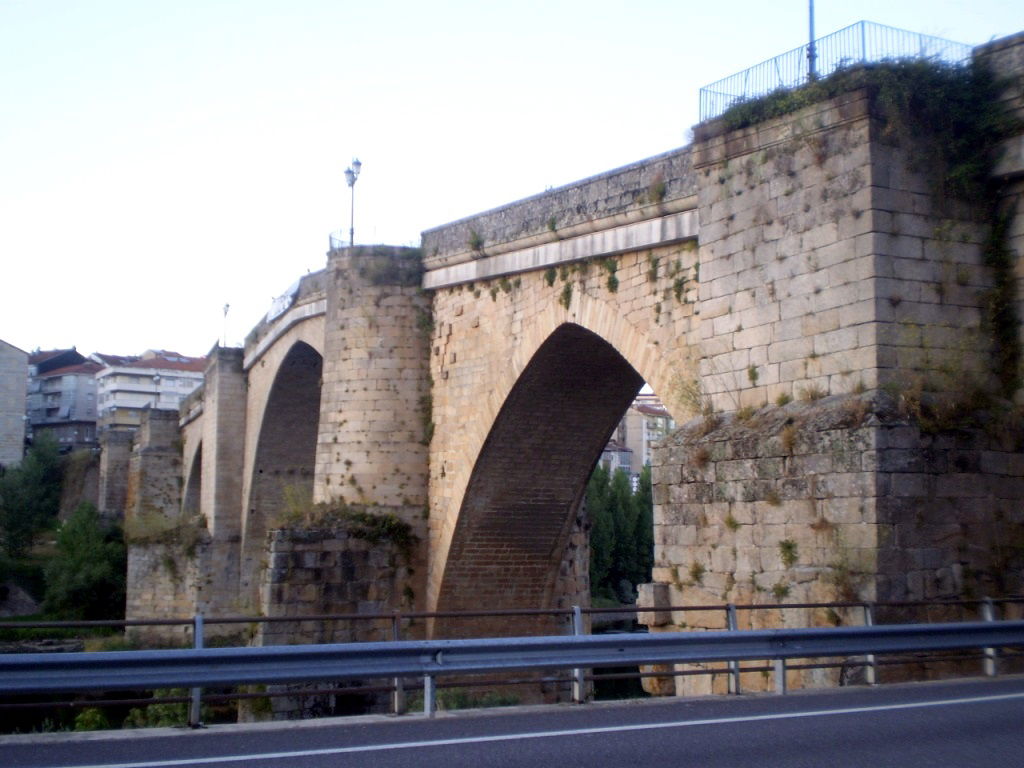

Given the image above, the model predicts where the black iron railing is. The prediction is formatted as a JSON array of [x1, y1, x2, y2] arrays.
[[699, 21, 972, 122]]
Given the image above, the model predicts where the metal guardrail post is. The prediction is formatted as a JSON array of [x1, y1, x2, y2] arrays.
[[982, 598, 998, 677], [423, 674, 435, 718], [862, 602, 877, 685], [571, 605, 585, 704], [774, 658, 787, 694], [188, 614, 204, 728], [391, 612, 406, 715], [726, 604, 741, 695]]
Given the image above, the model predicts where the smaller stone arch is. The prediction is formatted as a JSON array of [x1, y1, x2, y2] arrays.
[[240, 341, 324, 593], [182, 443, 202, 518]]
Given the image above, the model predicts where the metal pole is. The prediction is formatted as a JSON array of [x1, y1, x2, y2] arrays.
[[982, 598, 998, 677], [188, 614, 204, 728], [571, 605, 586, 703], [423, 674, 436, 718], [863, 602, 877, 685], [392, 612, 406, 715], [349, 184, 355, 247], [774, 658, 787, 694], [726, 604, 741, 694], [807, 0, 818, 81]]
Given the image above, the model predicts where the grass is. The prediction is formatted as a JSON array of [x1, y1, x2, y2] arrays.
[[779, 539, 798, 568], [689, 561, 706, 585]]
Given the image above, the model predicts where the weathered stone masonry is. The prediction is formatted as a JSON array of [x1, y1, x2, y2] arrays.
[[636, 33, 1024, 695], [121, 31, 1024, 703]]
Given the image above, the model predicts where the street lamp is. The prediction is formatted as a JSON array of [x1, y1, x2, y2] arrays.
[[344, 158, 362, 247], [807, 0, 818, 81]]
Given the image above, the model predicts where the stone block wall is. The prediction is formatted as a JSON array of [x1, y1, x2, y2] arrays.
[[98, 428, 133, 522], [314, 246, 431, 512], [313, 245, 432, 611], [192, 347, 246, 622], [875, 420, 1024, 604], [641, 392, 1024, 695], [58, 449, 99, 519], [124, 408, 195, 643], [977, 33, 1024, 370], [693, 89, 995, 414], [125, 539, 205, 646], [250, 526, 419, 719]]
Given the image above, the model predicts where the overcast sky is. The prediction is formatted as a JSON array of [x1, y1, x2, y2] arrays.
[[2, 1, 1020, 357]]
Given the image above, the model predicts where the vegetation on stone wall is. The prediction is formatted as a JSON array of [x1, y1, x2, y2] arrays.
[[124, 510, 206, 556], [355, 247, 425, 286], [704, 60, 1015, 176], [587, 464, 653, 603], [274, 498, 418, 561]]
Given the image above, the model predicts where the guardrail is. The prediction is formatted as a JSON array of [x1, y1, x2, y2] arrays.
[[3, 620, 1024, 719], [3, 597, 1022, 727]]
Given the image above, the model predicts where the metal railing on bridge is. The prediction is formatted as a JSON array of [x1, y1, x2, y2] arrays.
[[698, 21, 972, 123]]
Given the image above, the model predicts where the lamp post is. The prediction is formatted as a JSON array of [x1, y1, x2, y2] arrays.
[[344, 158, 362, 247], [807, 0, 818, 81]]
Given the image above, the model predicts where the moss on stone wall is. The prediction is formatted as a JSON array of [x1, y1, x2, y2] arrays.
[[354, 247, 424, 286], [273, 501, 418, 560], [124, 511, 206, 556]]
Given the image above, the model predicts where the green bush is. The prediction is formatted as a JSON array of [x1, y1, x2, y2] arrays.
[[74, 708, 110, 732], [0, 434, 63, 558], [43, 502, 125, 620], [123, 689, 195, 728]]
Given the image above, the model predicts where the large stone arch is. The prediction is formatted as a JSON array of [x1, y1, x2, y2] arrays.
[[240, 337, 324, 597], [432, 322, 645, 633], [426, 244, 702, 633]]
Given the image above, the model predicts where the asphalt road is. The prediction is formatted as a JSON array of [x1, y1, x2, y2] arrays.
[[4, 676, 1024, 768]]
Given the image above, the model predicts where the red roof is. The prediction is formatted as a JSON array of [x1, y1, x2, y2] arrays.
[[92, 351, 206, 373], [38, 361, 103, 378], [123, 357, 206, 372], [92, 352, 136, 366]]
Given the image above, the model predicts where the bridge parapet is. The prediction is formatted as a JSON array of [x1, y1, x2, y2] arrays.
[[422, 147, 697, 274], [243, 269, 327, 367]]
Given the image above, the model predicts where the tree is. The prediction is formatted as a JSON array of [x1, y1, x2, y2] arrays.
[[0, 434, 63, 558], [633, 464, 654, 583], [586, 465, 614, 600], [586, 464, 654, 603], [43, 502, 126, 620], [609, 468, 639, 595]]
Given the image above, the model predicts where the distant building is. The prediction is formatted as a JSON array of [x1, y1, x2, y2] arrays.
[[0, 339, 28, 468], [600, 393, 675, 483], [26, 348, 100, 452], [94, 350, 206, 431], [623, 395, 675, 471], [599, 438, 633, 476]]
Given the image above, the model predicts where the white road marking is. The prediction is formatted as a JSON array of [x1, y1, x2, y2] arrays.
[[31, 689, 1024, 768]]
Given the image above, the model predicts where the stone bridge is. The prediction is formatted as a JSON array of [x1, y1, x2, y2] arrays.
[[125, 33, 1024, 691]]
